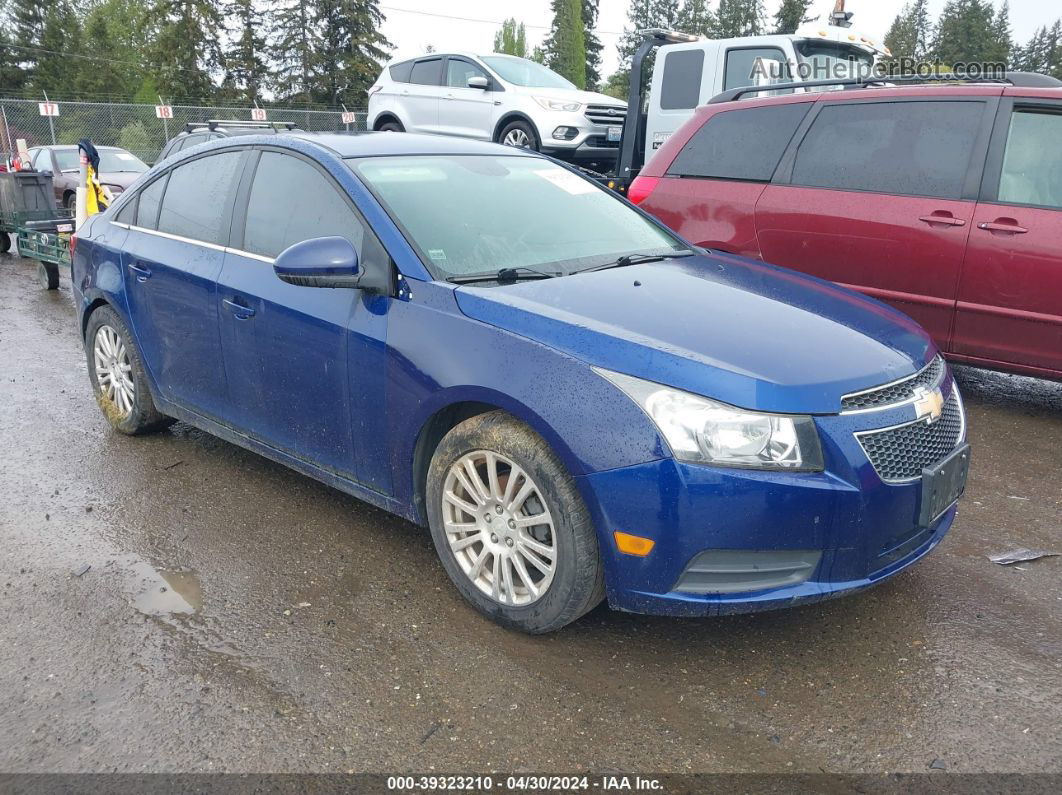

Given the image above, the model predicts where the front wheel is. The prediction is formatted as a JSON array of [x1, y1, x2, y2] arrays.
[[426, 411, 604, 633], [498, 120, 539, 151], [85, 306, 173, 435]]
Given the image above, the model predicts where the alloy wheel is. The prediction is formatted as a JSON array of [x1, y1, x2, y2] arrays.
[[93, 325, 135, 417], [441, 450, 557, 606], [502, 129, 531, 148]]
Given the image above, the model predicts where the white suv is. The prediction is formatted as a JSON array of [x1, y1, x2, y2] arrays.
[[367, 53, 628, 165]]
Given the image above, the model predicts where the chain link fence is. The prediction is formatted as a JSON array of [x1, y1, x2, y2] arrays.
[[0, 98, 368, 165]]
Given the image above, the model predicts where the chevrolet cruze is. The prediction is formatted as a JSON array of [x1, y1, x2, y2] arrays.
[[71, 133, 970, 633]]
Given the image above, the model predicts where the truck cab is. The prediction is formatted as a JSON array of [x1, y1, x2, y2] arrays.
[[643, 24, 885, 162]]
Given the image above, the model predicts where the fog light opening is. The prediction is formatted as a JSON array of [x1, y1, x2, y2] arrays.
[[552, 126, 578, 140]]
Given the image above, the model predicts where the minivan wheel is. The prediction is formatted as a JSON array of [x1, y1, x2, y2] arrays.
[[426, 411, 604, 633], [85, 306, 173, 435], [378, 120, 404, 132], [499, 120, 538, 150]]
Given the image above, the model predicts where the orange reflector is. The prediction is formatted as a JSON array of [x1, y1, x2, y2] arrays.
[[614, 531, 655, 557]]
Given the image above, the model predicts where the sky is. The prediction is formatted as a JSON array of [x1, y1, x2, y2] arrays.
[[378, 1, 1052, 78]]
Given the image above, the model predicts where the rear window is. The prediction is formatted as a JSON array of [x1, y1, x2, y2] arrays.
[[389, 60, 414, 82], [409, 58, 442, 86], [660, 50, 705, 110], [790, 100, 985, 199], [667, 103, 811, 182]]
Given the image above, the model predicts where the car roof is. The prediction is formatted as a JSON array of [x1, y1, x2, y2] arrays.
[[38, 144, 123, 150], [286, 131, 536, 159]]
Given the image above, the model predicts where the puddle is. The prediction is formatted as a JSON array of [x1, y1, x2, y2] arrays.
[[122, 558, 203, 616]]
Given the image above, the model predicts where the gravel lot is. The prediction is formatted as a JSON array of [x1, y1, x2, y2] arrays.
[[1, 252, 1060, 774]]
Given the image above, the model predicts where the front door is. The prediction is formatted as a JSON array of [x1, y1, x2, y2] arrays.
[[440, 57, 494, 139], [119, 150, 245, 418], [756, 97, 995, 347], [217, 150, 389, 481], [953, 100, 1062, 376]]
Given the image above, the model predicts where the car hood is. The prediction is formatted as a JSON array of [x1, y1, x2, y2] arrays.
[[452, 254, 935, 415], [508, 85, 625, 107], [97, 171, 145, 189]]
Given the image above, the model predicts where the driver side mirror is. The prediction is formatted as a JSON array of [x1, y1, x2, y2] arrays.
[[274, 236, 361, 288], [467, 76, 489, 90]]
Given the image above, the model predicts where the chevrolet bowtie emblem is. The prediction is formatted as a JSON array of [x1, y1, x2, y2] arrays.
[[913, 387, 945, 423]]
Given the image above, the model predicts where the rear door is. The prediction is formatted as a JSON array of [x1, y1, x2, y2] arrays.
[[440, 56, 494, 139], [119, 149, 245, 418], [954, 98, 1062, 376], [755, 96, 997, 347], [398, 57, 444, 133]]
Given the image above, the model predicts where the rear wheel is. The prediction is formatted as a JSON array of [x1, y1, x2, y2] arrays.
[[0, 233, 10, 253], [377, 119, 404, 133], [85, 306, 173, 435], [64, 192, 76, 210], [426, 411, 604, 633], [38, 261, 59, 290], [498, 120, 539, 151]]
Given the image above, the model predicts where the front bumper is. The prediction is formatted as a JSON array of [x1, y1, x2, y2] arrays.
[[575, 386, 965, 617], [532, 110, 622, 162]]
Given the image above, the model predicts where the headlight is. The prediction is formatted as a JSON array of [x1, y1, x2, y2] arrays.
[[534, 96, 582, 112], [596, 369, 824, 471]]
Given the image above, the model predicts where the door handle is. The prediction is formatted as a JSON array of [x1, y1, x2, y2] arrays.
[[222, 297, 255, 319], [127, 262, 151, 281], [978, 219, 1028, 234], [918, 213, 966, 227]]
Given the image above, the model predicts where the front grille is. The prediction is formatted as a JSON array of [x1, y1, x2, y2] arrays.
[[584, 135, 620, 148], [841, 356, 946, 412], [856, 392, 964, 482], [584, 104, 626, 126]]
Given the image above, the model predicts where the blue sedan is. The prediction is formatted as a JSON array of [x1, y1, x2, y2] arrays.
[[70, 132, 969, 632]]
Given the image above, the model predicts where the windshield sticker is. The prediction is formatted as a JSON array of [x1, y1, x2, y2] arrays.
[[533, 168, 597, 196], [428, 249, 448, 263]]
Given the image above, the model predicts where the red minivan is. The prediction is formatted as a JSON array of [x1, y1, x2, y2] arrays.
[[632, 80, 1062, 382]]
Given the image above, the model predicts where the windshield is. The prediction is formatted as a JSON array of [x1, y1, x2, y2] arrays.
[[350, 155, 686, 279], [53, 148, 148, 173], [481, 56, 576, 90], [795, 42, 875, 82]]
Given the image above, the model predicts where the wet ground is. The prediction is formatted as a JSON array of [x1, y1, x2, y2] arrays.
[[1, 253, 1060, 774]]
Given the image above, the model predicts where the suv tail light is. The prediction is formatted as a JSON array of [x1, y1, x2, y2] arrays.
[[627, 176, 660, 205]]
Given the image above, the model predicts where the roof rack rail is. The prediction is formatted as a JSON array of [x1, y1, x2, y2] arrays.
[[709, 71, 1062, 104], [184, 119, 299, 132]]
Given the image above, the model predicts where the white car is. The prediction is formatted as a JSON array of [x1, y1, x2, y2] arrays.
[[367, 52, 628, 165]]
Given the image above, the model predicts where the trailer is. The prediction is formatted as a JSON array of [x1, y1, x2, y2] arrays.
[[0, 170, 73, 290]]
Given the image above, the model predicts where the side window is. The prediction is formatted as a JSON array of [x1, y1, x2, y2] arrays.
[[135, 175, 167, 229], [114, 196, 137, 225], [409, 58, 442, 86], [660, 50, 705, 110], [446, 58, 487, 88], [724, 48, 790, 92], [791, 101, 985, 199], [998, 110, 1062, 209], [667, 103, 811, 181], [157, 151, 243, 244], [241, 152, 368, 260], [389, 60, 413, 82]]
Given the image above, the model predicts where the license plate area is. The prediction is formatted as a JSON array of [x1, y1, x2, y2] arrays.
[[918, 443, 970, 527], [607, 126, 622, 142]]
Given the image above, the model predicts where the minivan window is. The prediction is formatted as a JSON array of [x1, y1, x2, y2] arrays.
[[660, 50, 705, 110], [724, 47, 791, 92], [446, 58, 488, 88], [352, 155, 684, 277], [998, 110, 1062, 209], [667, 103, 811, 182], [135, 175, 167, 229], [791, 101, 985, 199], [157, 151, 243, 244], [389, 60, 414, 82], [410, 58, 442, 86], [242, 152, 365, 259]]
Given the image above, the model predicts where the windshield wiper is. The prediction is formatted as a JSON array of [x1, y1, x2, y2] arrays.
[[578, 251, 696, 274], [447, 266, 559, 285]]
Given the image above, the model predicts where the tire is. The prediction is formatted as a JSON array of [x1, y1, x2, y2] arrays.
[[426, 410, 604, 633], [38, 261, 59, 290], [377, 119, 404, 133], [84, 306, 173, 435], [498, 119, 539, 151], [0, 232, 10, 253], [64, 192, 76, 210]]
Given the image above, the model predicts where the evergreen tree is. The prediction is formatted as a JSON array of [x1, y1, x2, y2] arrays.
[[76, 11, 127, 99], [773, 0, 814, 36], [715, 0, 766, 39], [544, 0, 586, 89], [9, 0, 46, 82], [314, 0, 391, 106], [223, 0, 269, 103], [583, 0, 603, 91], [493, 18, 529, 58], [932, 0, 997, 67], [34, 1, 81, 95], [152, 0, 225, 102], [271, 0, 317, 103], [0, 25, 26, 96], [990, 0, 1013, 64], [676, 0, 714, 37], [884, 0, 933, 69], [617, 0, 655, 72]]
